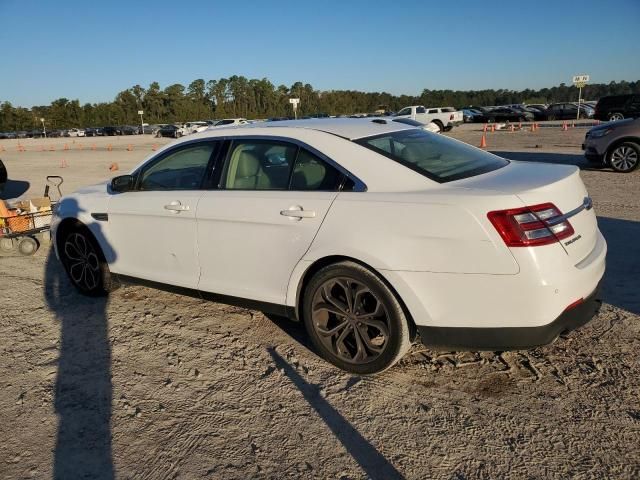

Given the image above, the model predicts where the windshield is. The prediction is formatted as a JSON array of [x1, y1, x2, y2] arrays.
[[355, 129, 509, 183]]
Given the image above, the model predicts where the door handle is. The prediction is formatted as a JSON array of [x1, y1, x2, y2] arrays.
[[164, 201, 190, 213], [280, 206, 316, 219]]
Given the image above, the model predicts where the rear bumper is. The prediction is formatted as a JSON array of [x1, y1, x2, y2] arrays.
[[417, 282, 602, 351]]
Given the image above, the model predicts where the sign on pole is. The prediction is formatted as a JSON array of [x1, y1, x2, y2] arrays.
[[138, 110, 144, 133], [289, 98, 300, 119], [572, 74, 590, 120]]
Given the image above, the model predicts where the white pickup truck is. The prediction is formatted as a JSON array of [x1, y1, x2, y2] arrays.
[[395, 106, 463, 132]]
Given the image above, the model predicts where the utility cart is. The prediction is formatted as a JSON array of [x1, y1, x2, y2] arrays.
[[0, 176, 63, 256]]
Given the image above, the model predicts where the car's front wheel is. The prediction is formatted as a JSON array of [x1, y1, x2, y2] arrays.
[[302, 261, 412, 375], [59, 227, 115, 296], [609, 112, 624, 121], [607, 142, 640, 173]]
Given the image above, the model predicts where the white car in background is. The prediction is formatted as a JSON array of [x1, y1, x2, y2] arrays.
[[395, 106, 463, 132], [66, 128, 85, 137], [184, 122, 210, 134], [213, 118, 249, 127], [52, 118, 605, 374]]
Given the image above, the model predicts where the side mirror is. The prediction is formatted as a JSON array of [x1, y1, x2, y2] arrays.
[[111, 174, 134, 193]]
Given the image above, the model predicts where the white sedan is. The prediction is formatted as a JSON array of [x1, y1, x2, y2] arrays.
[[52, 118, 606, 374]]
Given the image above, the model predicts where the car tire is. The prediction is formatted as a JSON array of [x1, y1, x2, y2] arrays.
[[18, 236, 38, 256], [432, 120, 444, 133], [608, 112, 624, 121], [59, 227, 116, 296], [607, 142, 640, 173], [302, 261, 412, 375]]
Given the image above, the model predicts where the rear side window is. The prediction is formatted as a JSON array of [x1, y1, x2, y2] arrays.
[[416, 107, 426, 114], [222, 140, 297, 190], [290, 149, 343, 191], [356, 129, 508, 183]]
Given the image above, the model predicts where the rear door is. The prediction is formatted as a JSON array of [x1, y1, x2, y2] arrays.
[[196, 138, 345, 305]]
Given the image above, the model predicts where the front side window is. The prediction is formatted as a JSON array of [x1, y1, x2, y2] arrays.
[[397, 108, 411, 116], [222, 140, 297, 190], [356, 129, 508, 183], [138, 143, 216, 191], [416, 107, 426, 114]]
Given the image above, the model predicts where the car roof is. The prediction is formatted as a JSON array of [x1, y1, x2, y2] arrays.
[[221, 117, 413, 140]]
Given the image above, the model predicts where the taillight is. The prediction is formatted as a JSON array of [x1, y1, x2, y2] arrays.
[[487, 203, 575, 247]]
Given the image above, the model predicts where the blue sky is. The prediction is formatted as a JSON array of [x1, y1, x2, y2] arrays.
[[1, 0, 638, 107]]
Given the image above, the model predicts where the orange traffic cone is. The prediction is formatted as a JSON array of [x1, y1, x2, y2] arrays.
[[509, 124, 515, 132], [562, 122, 568, 131], [127, 144, 133, 151], [91, 144, 96, 150], [152, 144, 158, 151], [107, 144, 113, 152], [64, 144, 69, 151], [571, 121, 576, 128], [482, 124, 487, 133], [491, 124, 496, 133], [109, 162, 119, 171], [0, 145, 5, 152], [479, 134, 487, 148], [518, 121, 522, 129]]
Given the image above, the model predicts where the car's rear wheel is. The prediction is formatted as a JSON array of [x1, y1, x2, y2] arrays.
[[607, 142, 640, 173], [59, 227, 115, 296], [0, 237, 15, 252], [302, 261, 412, 375], [609, 112, 624, 121]]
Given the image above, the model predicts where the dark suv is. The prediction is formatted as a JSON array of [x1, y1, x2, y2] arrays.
[[594, 95, 640, 122]]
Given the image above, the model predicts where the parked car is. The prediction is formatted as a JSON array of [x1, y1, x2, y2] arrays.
[[184, 122, 209, 134], [142, 124, 161, 135], [103, 126, 122, 136], [65, 128, 86, 137], [511, 105, 548, 121], [52, 118, 605, 374], [157, 124, 186, 138], [120, 125, 139, 135], [485, 107, 534, 123], [213, 118, 249, 127], [48, 130, 64, 138], [394, 106, 463, 132], [545, 103, 590, 121], [462, 109, 481, 123], [594, 95, 640, 122], [583, 117, 640, 173]]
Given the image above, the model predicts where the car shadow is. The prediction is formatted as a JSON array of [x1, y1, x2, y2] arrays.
[[598, 217, 640, 315], [268, 348, 404, 480], [44, 197, 115, 479], [0, 179, 30, 200]]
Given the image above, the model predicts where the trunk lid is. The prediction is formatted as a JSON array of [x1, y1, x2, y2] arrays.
[[454, 161, 598, 263]]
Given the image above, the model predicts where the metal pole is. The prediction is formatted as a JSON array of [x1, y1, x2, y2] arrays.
[[42, 119, 47, 138], [140, 113, 144, 134], [577, 86, 582, 121]]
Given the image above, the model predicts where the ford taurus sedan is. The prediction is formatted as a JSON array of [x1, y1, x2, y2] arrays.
[[52, 119, 606, 374]]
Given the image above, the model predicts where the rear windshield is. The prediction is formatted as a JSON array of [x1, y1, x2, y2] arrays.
[[355, 129, 508, 183]]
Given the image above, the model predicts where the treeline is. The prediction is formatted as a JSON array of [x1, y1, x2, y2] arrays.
[[1, 77, 639, 131]]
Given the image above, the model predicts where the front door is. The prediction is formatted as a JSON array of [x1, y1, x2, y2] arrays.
[[107, 141, 219, 288]]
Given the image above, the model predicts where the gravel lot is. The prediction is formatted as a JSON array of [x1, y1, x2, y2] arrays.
[[1, 124, 639, 479]]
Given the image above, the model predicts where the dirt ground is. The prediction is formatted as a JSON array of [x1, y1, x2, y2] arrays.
[[1, 124, 639, 479]]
